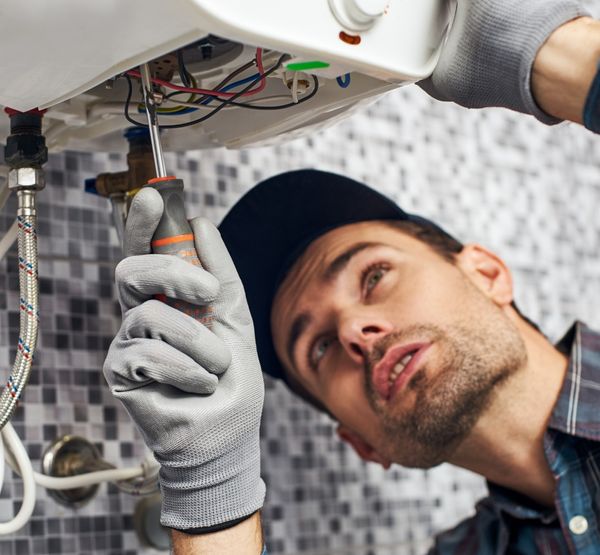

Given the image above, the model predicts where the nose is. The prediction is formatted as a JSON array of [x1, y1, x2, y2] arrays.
[[338, 312, 393, 365]]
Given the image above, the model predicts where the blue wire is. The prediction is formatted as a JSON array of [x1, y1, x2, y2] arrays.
[[137, 72, 263, 116], [200, 73, 260, 105], [336, 73, 351, 88]]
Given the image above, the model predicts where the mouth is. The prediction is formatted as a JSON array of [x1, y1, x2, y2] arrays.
[[372, 342, 431, 401]]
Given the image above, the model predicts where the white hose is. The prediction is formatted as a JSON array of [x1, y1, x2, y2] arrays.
[[3, 434, 146, 489], [33, 467, 144, 489], [0, 423, 36, 534], [0, 423, 154, 534]]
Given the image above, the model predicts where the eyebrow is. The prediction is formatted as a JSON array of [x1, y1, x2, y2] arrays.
[[323, 241, 385, 282], [286, 312, 312, 372], [285, 241, 386, 373]]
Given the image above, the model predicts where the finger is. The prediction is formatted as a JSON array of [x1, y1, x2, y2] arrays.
[[115, 254, 220, 311], [189, 217, 244, 296], [124, 188, 164, 257], [104, 337, 218, 395], [124, 300, 231, 375]]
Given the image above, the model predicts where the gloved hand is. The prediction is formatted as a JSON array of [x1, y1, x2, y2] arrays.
[[418, 0, 588, 123], [103, 187, 266, 531]]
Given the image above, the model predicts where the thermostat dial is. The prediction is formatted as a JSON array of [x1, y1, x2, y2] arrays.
[[329, 0, 389, 32]]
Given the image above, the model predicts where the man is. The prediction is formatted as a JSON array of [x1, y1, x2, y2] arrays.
[[103, 2, 600, 554], [220, 169, 598, 553]]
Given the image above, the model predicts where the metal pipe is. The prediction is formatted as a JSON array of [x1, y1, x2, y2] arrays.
[[0, 188, 40, 430], [139, 64, 167, 178]]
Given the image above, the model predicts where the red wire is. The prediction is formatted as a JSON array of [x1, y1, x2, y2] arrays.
[[128, 48, 266, 99]]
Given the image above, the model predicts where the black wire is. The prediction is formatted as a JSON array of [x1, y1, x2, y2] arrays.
[[125, 59, 258, 123], [177, 50, 193, 88], [166, 58, 257, 105], [164, 75, 319, 111], [123, 54, 291, 130], [212, 59, 257, 90], [123, 74, 144, 128], [225, 75, 319, 110]]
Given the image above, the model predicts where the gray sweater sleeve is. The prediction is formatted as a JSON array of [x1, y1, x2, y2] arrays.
[[419, 0, 590, 124]]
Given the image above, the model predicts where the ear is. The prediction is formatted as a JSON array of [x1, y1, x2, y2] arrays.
[[336, 424, 392, 469], [455, 244, 514, 307]]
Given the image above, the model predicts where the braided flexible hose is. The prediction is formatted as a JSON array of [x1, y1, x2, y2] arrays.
[[0, 190, 39, 430]]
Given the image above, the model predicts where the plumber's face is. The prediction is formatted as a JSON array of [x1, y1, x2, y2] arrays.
[[271, 222, 526, 468]]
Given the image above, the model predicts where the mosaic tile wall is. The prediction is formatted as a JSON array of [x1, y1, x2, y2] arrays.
[[1, 22, 600, 554]]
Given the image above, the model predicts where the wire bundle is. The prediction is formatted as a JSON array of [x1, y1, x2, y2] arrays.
[[124, 49, 319, 129]]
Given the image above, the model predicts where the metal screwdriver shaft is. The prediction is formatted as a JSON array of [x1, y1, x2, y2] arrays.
[[139, 64, 167, 178], [136, 64, 213, 327]]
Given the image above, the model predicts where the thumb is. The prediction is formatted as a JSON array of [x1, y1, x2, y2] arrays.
[[124, 187, 164, 257], [189, 217, 243, 296]]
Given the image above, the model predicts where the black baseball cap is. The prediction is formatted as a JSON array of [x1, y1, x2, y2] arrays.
[[218, 169, 458, 386]]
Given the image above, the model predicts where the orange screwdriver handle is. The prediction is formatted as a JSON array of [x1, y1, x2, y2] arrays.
[[145, 176, 213, 327]]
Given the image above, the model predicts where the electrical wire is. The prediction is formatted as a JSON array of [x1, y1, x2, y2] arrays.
[[199, 72, 260, 106], [154, 75, 199, 115], [129, 74, 319, 120], [123, 54, 289, 130], [192, 59, 257, 106], [127, 48, 265, 100], [127, 50, 268, 119], [337, 73, 351, 88], [177, 49, 193, 88], [222, 75, 319, 110], [161, 94, 299, 110]]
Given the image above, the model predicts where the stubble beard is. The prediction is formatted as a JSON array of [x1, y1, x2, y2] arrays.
[[365, 318, 527, 469]]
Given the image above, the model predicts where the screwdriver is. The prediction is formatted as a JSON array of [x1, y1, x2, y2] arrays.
[[137, 63, 212, 326]]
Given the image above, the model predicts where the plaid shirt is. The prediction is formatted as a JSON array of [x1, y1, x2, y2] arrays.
[[429, 322, 600, 555]]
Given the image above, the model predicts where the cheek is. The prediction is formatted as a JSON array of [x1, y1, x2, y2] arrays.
[[390, 269, 474, 326], [324, 371, 379, 436]]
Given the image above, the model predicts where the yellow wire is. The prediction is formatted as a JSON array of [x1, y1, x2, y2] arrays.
[[137, 74, 199, 114]]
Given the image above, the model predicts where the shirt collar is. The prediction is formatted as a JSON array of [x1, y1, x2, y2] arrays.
[[487, 321, 600, 520], [487, 480, 558, 523], [547, 321, 600, 441]]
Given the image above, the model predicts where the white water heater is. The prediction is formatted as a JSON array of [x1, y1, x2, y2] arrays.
[[0, 0, 454, 151]]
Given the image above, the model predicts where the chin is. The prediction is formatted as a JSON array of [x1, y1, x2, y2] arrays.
[[388, 435, 463, 469]]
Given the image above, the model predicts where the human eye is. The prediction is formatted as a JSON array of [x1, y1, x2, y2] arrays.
[[307, 335, 336, 371], [360, 262, 389, 297]]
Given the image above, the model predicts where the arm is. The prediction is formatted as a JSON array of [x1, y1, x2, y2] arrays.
[[171, 512, 264, 555], [418, 0, 593, 127], [532, 17, 600, 124]]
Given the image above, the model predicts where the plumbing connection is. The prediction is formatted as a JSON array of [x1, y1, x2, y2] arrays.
[[0, 110, 159, 534], [0, 109, 46, 430]]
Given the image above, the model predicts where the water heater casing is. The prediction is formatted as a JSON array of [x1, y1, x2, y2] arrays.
[[0, 0, 454, 151]]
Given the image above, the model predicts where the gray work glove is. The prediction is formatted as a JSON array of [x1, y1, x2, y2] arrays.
[[103, 187, 266, 530], [418, 0, 588, 123]]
